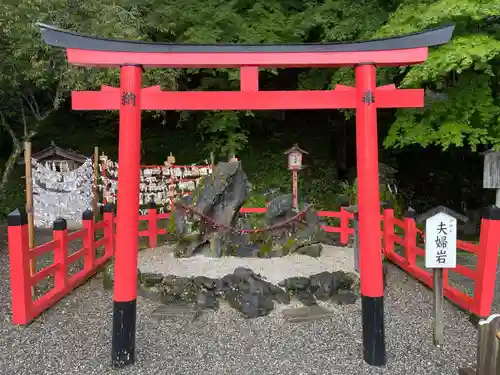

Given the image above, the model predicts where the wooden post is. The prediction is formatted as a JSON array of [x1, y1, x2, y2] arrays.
[[482, 151, 500, 208], [100, 152, 108, 205], [353, 212, 360, 273], [24, 141, 36, 297], [478, 314, 500, 375], [459, 314, 500, 375], [433, 268, 444, 346], [284, 144, 307, 211], [148, 201, 158, 248], [92, 146, 99, 218], [292, 169, 298, 210]]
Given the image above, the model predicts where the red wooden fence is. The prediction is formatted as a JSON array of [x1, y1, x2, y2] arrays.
[[7, 206, 114, 325], [7, 204, 500, 325]]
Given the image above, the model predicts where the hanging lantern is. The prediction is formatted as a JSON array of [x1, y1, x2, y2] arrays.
[[284, 144, 308, 170]]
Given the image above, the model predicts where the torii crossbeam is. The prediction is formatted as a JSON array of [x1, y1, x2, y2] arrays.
[[37, 23, 454, 369]]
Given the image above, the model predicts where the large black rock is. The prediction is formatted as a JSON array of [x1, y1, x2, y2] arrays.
[[256, 194, 324, 257], [136, 268, 360, 318], [170, 162, 323, 258], [172, 161, 252, 257]]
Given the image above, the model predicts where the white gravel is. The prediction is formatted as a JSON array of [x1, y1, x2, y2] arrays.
[[137, 244, 355, 284], [0, 231, 480, 375]]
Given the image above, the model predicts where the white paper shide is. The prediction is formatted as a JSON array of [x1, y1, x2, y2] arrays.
[[32, 158, 93, 228], [424, 212, 457, 268]]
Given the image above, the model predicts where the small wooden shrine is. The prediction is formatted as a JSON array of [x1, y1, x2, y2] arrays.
[[18, 141, 88, 171]]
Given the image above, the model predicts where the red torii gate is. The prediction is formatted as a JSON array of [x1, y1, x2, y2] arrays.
[[38, 23, 454, 369]]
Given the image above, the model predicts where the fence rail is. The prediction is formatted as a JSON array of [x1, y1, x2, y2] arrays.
[[7, 205, 500, 325]]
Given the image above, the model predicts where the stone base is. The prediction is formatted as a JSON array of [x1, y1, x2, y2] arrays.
[[282, 305, 335, 323], [151, 304, 199, 321]]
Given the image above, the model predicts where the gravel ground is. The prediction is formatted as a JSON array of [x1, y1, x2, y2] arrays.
[[0, 228, 479, 375], [137, 245, 355, 285]]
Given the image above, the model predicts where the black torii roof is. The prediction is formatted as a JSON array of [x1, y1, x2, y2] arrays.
[[36, 23, 455, 53]]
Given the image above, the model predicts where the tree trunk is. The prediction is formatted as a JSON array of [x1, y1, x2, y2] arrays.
[[0, 142, 22, 197]]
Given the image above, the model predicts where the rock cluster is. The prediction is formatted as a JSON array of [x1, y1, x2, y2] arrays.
[[171, 161, 324, 258], [131, 267, 359, 319]]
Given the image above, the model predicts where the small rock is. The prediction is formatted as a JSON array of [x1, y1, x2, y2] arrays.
[[197, 291, 219, 310], [283, 305, 334, 323], [160, 276, 198, 304], [193, 276, 217, 290], [331, 290, 358, 305], [235, 244, 260, 257], [294, 244, 322, 257], [140, 272, 164, 286], [309, 271, 354, 300], [338, 272, 357, 290], [268, 285, 291, 305], [233, 267, 255, 280], [297, 290, 317, 306], [151, 305, 198, 321], [279, 277, 310, 292], [266, 194, 293, 225], [310, 271, 337, 300], [226, 290, 274, 318], [137, 284, 163, 301]]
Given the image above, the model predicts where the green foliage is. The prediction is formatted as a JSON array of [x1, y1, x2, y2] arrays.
[[385, 72, 500, 150], [0, 181, 25, 217], [1, 0, 500, 218], [401, 35, 500, 87], [372, 0, 500, 150]]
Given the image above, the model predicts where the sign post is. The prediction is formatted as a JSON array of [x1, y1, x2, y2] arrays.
[[482, 150, 500, 207], [417, 206, 467, 346]]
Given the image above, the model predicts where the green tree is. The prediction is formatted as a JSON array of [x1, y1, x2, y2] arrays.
[[375, 0, 500, 150], [0, 0, 149, 194]]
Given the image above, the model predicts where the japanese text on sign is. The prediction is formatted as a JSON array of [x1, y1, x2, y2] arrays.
[[435, 222, 448, 264], [424, 212, 457, 268], [121, 92, 136, 106]]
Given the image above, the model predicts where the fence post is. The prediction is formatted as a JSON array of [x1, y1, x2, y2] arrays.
[[82, 209, 95, 272], [459, 314, 500, 375], [340, 208, 349, 245], [474, 206, 500, 317], [404, 209, 417, 268], [478, 314, 500, 375], [53, 218, 69, 293], [353, 212, 360, 273], [383, 208, 395, 257], [103, 204, 115, 259], [148, 201, 158, 248], [7, 209, 31, 325]]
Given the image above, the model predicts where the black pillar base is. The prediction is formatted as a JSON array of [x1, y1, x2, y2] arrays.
[[362, 295, 386, 366], [111, 300, 137, 368]]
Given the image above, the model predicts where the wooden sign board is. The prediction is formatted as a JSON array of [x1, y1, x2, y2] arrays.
[[483, 151, 500, 189], [424, 212, 457, 268]]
